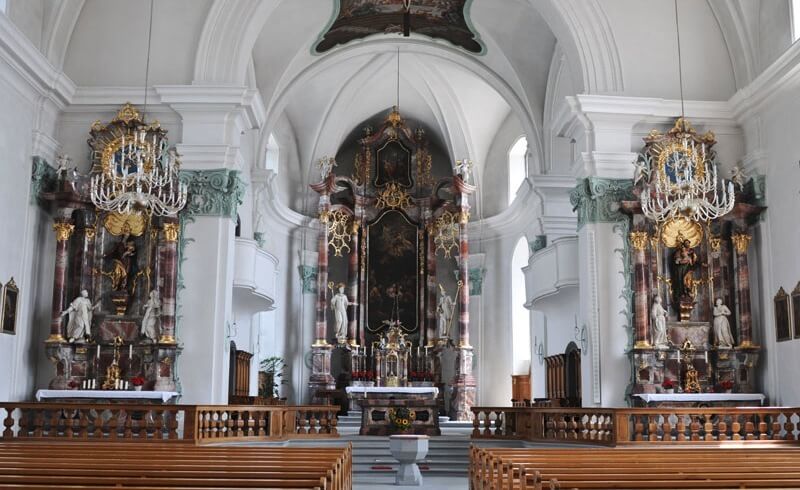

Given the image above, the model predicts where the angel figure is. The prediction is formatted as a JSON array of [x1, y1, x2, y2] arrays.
[[731, 165, 747, 191], [55, 154, 72, 180], [454, 159, 473, 183], [318, 157, 337, 180], [633, 156, 651, 187]]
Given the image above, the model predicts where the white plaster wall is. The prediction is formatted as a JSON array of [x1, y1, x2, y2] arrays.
[[757, 0, 792, 73], [5, 0, 44, 50], [482, 112, 523, 217]]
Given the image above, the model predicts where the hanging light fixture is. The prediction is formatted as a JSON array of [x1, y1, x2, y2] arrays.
[[90, 0, 187, 216], [639, 0, 734, 223]]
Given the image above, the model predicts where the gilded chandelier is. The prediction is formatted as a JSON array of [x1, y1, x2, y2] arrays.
[[90, 125, 187, 216], [640, 134, 734, 223]]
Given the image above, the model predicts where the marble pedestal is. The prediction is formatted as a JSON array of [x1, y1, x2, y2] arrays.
[[390, 435, 428, 486]]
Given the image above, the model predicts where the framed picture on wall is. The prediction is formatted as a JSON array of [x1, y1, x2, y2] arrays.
[[1, 277, 18, 335], [792, 282, 800, 339], [774, 287, 792, 342]]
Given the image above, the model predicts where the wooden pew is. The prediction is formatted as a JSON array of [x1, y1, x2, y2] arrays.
[[470, 445, 800, 490], [0, 441, 352, 490]]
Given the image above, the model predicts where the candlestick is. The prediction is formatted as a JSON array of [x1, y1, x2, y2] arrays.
[[97, 344, 101, 359], [129, 343, 133, 360]]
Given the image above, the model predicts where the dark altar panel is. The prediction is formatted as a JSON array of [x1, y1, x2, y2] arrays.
[[314, 0, 482, 54], [375, 139, 412, 188], [366, 210, 419, 335]]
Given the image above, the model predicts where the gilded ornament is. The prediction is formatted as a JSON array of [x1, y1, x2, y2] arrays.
[[416, 149, 433, 187], [158, 335, 177, 345], [731, 233, 751, 254], [433, 211, 458, 258], [708, 234, 721, 253], [326, 210, 352, 257], [85, 227, 97, 240], [103, 212, 146, 237], [660, 217, 703, 248], [319, 210, 330, 224], [53, 222, 75, 242], [162, 222, 179, 242], [629, 231, 649, 251], [375, 183, 411, 210], [458, 210, 470, 225], [113, 102, 141, 124]]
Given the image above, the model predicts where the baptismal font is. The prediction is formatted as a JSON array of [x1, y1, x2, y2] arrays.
[[625, 118, 765, 404]]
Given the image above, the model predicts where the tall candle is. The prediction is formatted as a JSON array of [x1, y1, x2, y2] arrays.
[[129, 344, 133, 359], [97, 344, 101, 359]]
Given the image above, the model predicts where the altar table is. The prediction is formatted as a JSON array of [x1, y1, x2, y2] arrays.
[[36, 389, 179, 404], [345, 386, 440, 436], [634, 393, 765, 407]]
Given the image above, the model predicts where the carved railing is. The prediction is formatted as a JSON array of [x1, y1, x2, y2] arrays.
[[621, 407, 800, 443], [0, 403, 191, 441], [1, 403, 338, 444], [471, 406, 800, 446]]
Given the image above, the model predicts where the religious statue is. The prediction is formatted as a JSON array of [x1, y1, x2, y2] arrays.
[[731, 164, 747, 192], [651, 296, 669, 349], [713, 298, 735, 348], [318, 157, 337, 180], [55, 154, 72, 179], [437, 284, 455, 339], [141, 289, 161, 342], [61, 290, 101, 342], [671, 236, 698, 306], [330, 283, 349, 344], [633, 157, 651, 187], [103, 234, 138, 295], [454, 159, 473, 183]]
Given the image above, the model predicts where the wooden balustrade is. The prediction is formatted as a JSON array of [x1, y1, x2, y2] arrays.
[[0, 403, 338, 444], [471, 406, 800, 446]]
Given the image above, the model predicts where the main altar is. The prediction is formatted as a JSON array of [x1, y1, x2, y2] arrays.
[[307, 107, 477, 422], [34, 103, 186, 397], [625, 118, 766, 405]]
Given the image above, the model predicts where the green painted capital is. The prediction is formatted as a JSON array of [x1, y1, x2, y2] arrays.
[[30, 157, 57, 205], [569, 177, 634, 230], [180, 169, 246, 220], [452, 268, 486, 296], [299, 265, 318, 294], [530, 235, 547, 253]]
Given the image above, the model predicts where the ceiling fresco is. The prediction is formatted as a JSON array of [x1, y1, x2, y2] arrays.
[[314, 0, 484, 54]]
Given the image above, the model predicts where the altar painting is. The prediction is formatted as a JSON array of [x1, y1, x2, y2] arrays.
[[315, 0, 482, 54], [375, 140, 412, 188], [366, 210, 419, 333]]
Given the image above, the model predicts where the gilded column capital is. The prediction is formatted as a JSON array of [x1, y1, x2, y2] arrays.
[[319, 210, 330, 224], [708, 235, 721, 253], [162, 222, 180, 242], [629, 231, 649, 251], [53, 221, 75, 242], [458, 210, 470, 225], [85, 227, 97, 240], [731, 233, 752, 254]]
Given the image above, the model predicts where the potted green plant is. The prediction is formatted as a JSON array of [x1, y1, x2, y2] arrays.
[[259, 356, 287, 398]]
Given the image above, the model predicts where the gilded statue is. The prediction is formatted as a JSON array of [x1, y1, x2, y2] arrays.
[[671, 235, 698, 306], [102, 234, 138, 295]]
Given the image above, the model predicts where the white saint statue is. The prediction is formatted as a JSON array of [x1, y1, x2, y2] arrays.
[[318, 157, 337, 180], [731, 165, 747, 192], [437, 284, 455, 339], [61, 290, 100, 342], [141, 289, 161, 342], [713, 298, 735, 348], [651, 296, 669, 349], [454, 159, 473, 183], [330, 284, 349, 343]]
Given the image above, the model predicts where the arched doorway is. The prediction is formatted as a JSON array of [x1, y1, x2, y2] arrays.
[[564, 341, 581, 406]]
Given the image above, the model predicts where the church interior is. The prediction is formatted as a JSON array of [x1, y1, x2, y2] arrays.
[[1, 0, 800, 488]]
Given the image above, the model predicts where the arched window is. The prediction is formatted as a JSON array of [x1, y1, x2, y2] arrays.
[[0, 0, 6, 13], [508, 137, 527, 205], [265, 134, 279, 171], [511, 237, 531, 374]]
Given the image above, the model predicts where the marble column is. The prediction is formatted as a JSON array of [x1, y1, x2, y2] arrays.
[[158, 219, 179, 344], [72, 209, 97, 300], [425, 224, 437, 346], [347, 220, 359, 346], [630, 231, 651, 349], [450, 175, 476, 422], [732, 232, 754, 347], [47, 217, 74, 343]]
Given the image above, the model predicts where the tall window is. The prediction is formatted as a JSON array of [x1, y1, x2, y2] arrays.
[[511, 237, 531, 374], [0, 0, 6, 14], [793, 0, 800, 42], [265, 134, 279, 171], [508, 137, 527, 205]]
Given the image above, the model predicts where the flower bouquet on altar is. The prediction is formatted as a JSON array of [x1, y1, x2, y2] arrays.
[[388, 407, 415, 432], [131, 376, 145, 391], [717, 380, 734, 394], [661, 379, 675, 394]]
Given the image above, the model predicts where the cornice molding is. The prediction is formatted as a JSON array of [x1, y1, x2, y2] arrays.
[[0, 13, 75, 106]]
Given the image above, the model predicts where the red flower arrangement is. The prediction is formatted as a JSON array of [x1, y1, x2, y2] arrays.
[[67, 379, 79, 390], [718, 380, 734, 391], [131, 376, 146, 387], [661, 379, 675, 390]]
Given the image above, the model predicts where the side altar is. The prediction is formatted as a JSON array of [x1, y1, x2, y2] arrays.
[[307, 107, 477, 421], [35, 104, 187, 397], [623, 118, 766, 405]]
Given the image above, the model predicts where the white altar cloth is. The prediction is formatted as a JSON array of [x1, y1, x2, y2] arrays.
[[36, 389, 179, 403], [345, 386, 439, 397], [635, 393, 765, 405]]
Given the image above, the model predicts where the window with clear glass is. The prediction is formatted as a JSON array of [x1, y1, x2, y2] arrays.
[[508, 137, 527, 205]]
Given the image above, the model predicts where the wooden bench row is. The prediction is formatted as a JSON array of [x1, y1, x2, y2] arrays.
[[470, 445, 800, 489], [0, 441, 352, 489]]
